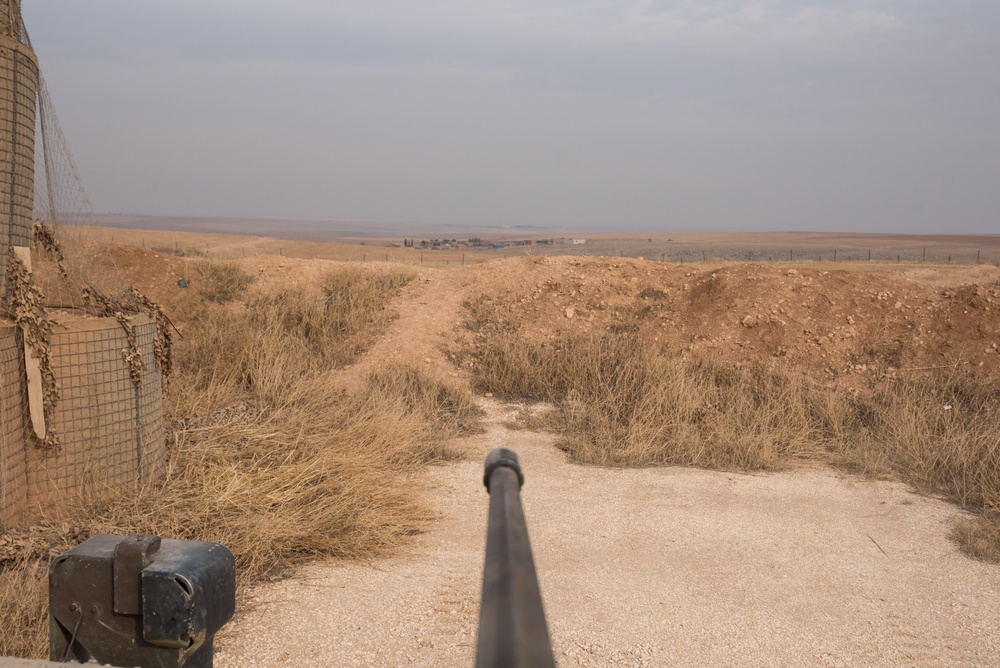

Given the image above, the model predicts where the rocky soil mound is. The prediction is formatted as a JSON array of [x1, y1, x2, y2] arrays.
[[457, 256, 1000, 383]]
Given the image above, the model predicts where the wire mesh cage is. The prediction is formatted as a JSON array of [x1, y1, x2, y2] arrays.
[[2, 314, 168, 525], [1, 1, 169, 526], [0, 323, 26, 525], [0, 1, 38, 299], [23, 314, 166, 513]]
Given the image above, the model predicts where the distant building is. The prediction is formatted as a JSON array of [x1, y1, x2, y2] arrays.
[[564, 238, 587, 245]]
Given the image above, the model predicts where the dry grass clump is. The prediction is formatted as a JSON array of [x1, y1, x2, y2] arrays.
[[80, 365, 473, 587], [830, 370, 1000, 506], [197, 259, 257, 303], [0, 556, 48, 657], [1, 263, 471, 658], [464, 298, 814, 469], [462, 295, 1000, 559], [951, 517, 1000, 562], [0, 525, 89, 656], [364, 364, 484, 440], [829, 370, 1000, 560], [171, 264, 416, 415]]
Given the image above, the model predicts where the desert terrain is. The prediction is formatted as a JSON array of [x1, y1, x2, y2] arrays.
[[5, 225, 1000, 665], [92, 226, 1000, 379], [82, 218, 1000, 266]]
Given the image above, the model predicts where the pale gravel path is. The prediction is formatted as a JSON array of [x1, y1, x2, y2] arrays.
[[215, 400, 1000, 667]]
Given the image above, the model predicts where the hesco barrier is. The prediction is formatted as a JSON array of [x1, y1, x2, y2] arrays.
[[0, 8, 38, 299], [0, 314, 166, 525], [0, 322, 25, 524]]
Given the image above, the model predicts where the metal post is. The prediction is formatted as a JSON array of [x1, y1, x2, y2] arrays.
[[476, 449, 555, 668]]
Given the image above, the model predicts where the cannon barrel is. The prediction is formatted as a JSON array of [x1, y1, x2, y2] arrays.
[[476, 448, 555, 668]]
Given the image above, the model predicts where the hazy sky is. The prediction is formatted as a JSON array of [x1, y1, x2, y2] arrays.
[[22, 1, 1000, 233]]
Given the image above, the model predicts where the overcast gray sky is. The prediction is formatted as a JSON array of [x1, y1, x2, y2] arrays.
[[21, 1, 1000, 233]]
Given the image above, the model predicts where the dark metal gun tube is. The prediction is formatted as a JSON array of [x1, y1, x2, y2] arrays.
[[476, 448, 555, 668]]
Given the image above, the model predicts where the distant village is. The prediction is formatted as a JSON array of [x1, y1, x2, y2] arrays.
[[397, 237, 587, 250]]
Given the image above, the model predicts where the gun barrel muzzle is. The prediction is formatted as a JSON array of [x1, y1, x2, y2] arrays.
[[476, 448, 555, 668]]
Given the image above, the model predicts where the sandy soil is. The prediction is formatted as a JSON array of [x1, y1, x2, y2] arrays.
[[214, 400, 1000, 667]]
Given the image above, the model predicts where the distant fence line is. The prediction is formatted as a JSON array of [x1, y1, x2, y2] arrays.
[[150, 242, 1000, 269], [646, 247, 1000, 266]]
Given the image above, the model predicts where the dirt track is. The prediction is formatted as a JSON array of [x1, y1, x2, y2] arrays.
[[215, 400, 1000, 667]]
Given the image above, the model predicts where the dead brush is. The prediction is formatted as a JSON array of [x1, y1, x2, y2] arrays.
[[0, 556, 48, 658], [197, 259, 256, 303], [830, 368, 1000, 559], [170, 265, 416, 416], [363, 364, 485, 443], [78, 365, 471, 587], [0, 263, 472, 658], [320, 267, 414, 334], [462, 296, 1000, 559], [465, 318, 816, 469]]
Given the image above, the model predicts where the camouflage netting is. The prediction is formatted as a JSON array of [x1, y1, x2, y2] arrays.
[[0, 1, 170, 526]]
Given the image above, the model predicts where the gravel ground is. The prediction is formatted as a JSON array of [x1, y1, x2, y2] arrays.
[[214, 400, 1000, 667]]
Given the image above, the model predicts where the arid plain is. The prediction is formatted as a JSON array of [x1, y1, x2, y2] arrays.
[[5, 222, 1000, 665]]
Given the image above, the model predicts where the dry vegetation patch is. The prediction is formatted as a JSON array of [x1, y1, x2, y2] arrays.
[[197, 258, 257, 303], [172, 264, 418, 413], [463, 296, 819, 469], [458, 262, 1000, 559], [1, 260, 479, 658]]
